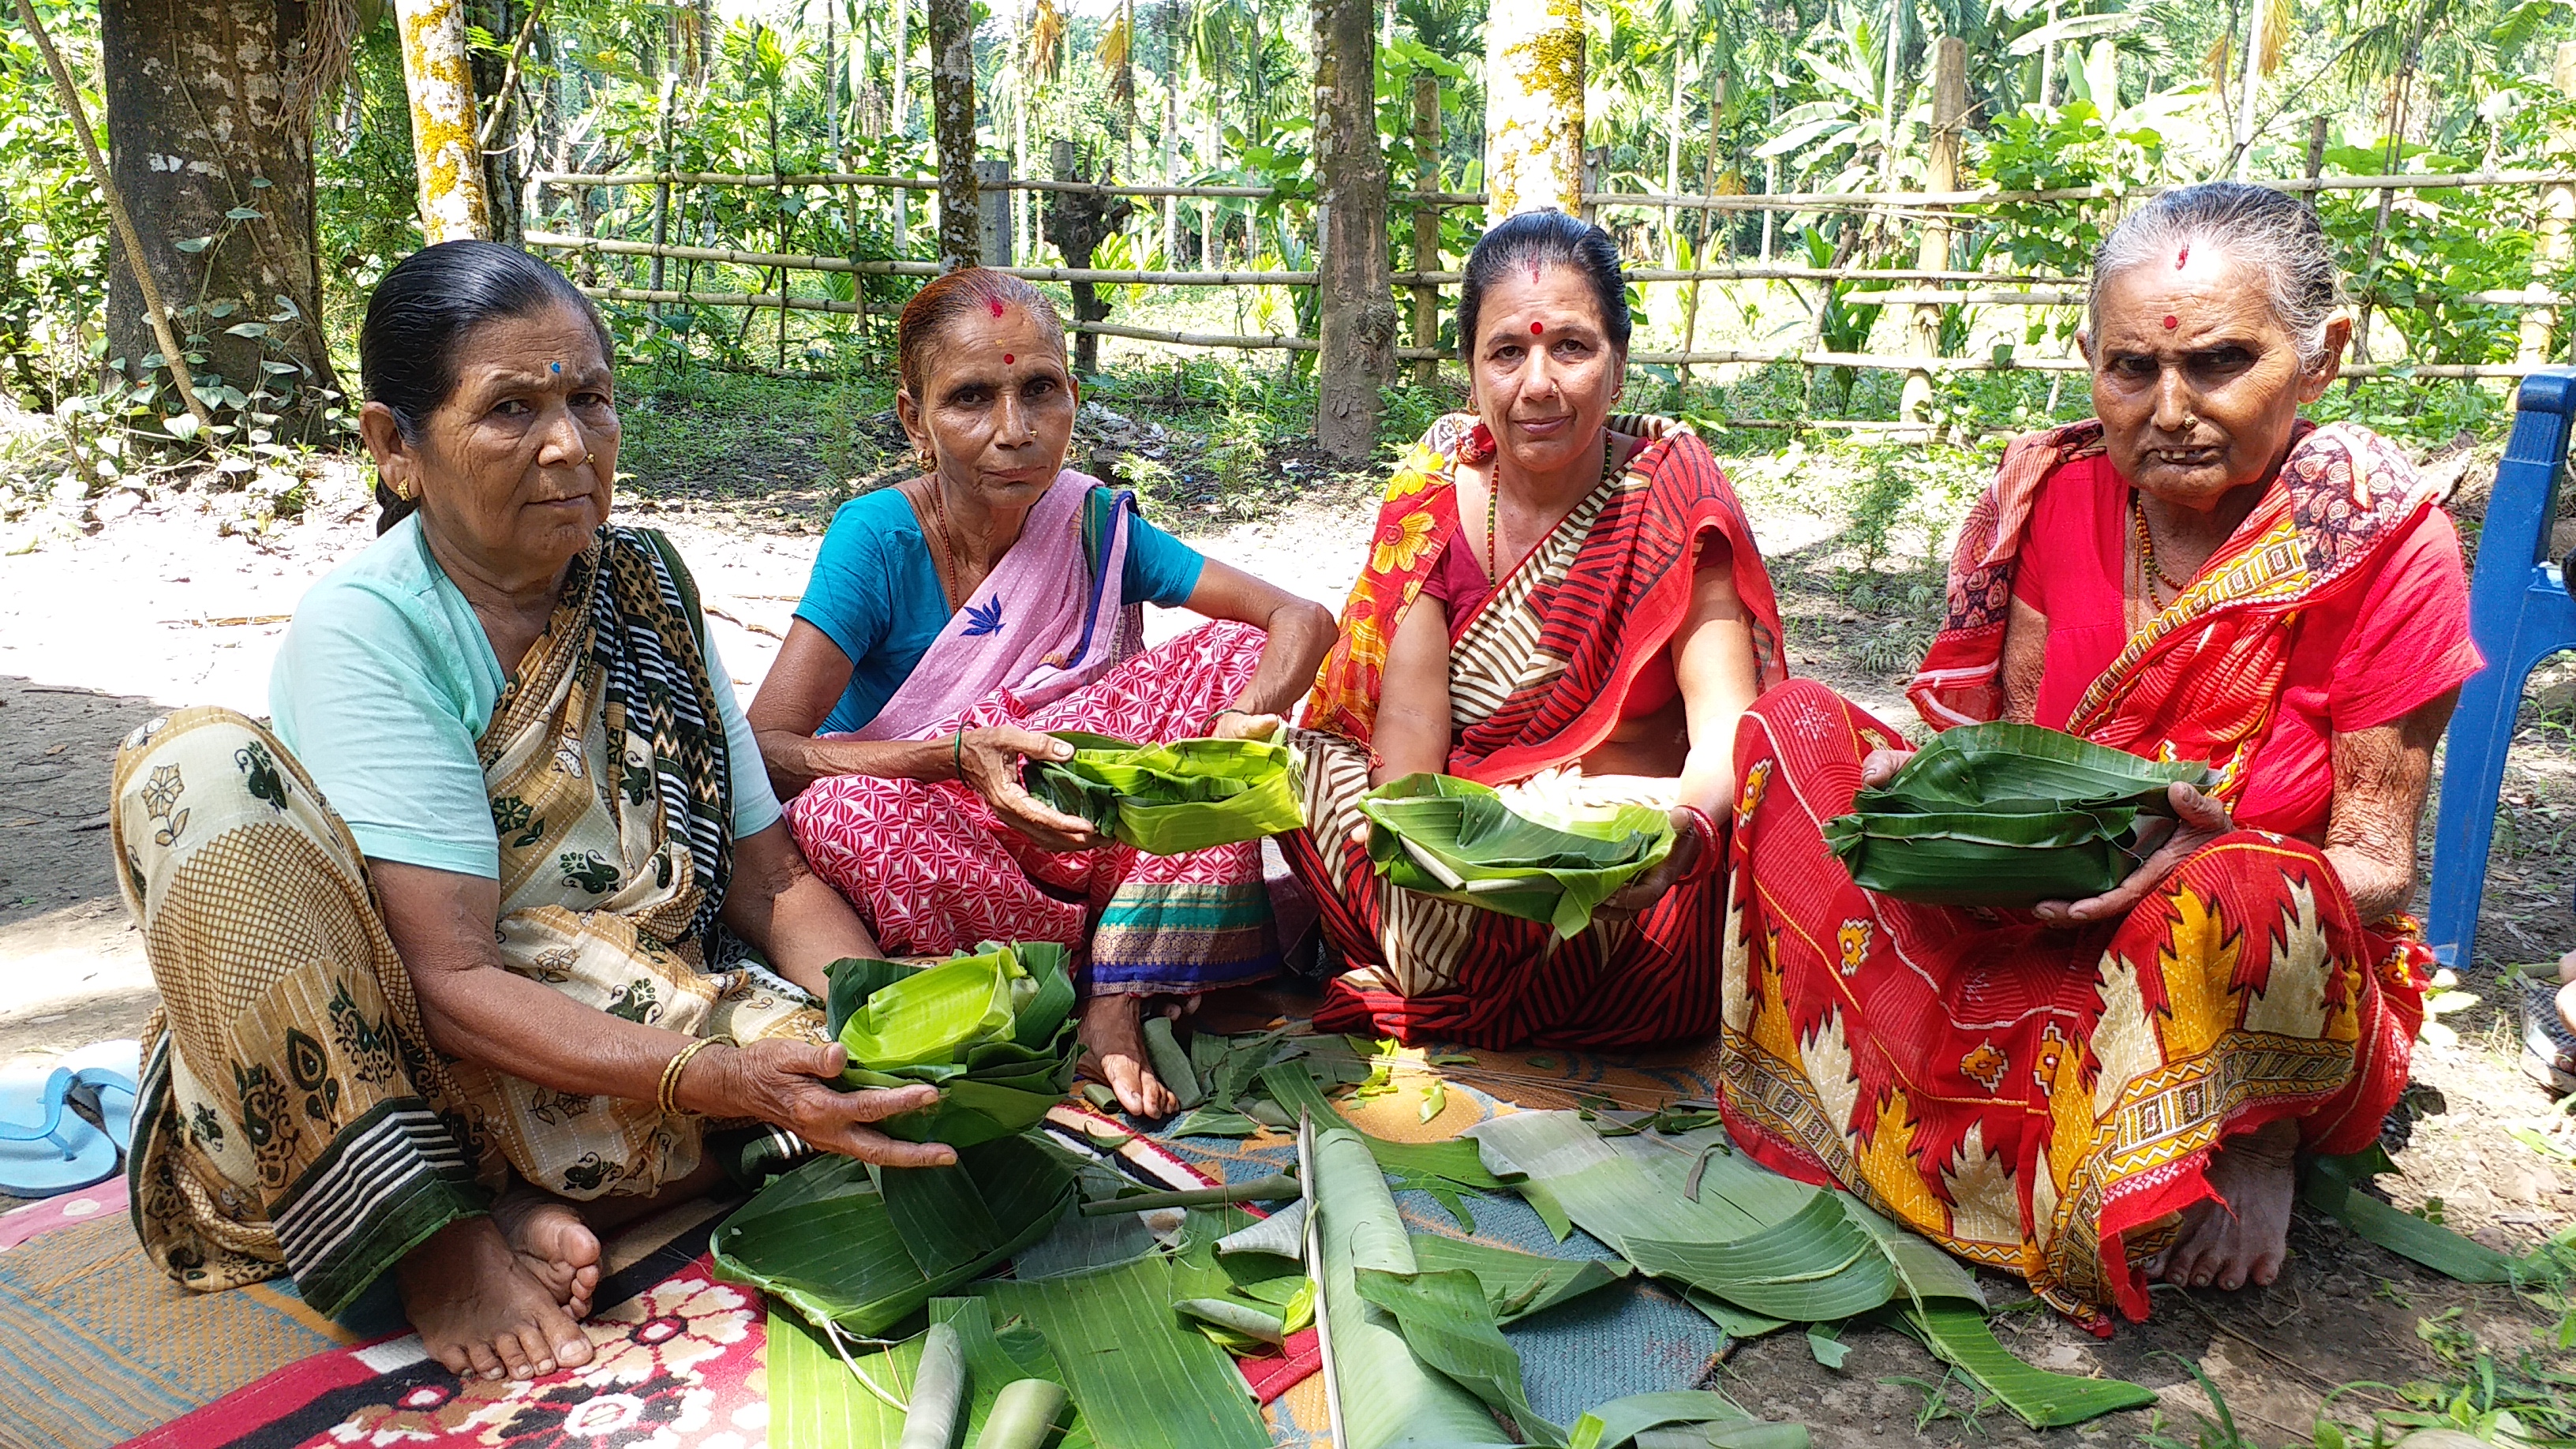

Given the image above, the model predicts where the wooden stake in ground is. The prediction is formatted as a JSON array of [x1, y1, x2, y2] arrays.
[[1484, 0, 1584, 219], [1410, 73, 1442, 387], [1902, 36, 1968, 425], [10, 0, 209, 429], [394, 0, 490, 241], [928, 0, 978, 268], [1312, 0, 1395, 458]]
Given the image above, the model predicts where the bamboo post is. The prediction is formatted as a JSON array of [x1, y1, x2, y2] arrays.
[[1410, 73, 1441, 386], [1679, 77, 1724, 390], [9, 0, 209, 429], [2519, 43, 2576, 366], [2303, 114, 2329, 207], [1902, 37, 1967, 425]]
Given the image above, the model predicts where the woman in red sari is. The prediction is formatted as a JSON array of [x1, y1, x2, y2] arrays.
[[1284, 212, 1787, 1047], [1721, 182, 2479, 1330]]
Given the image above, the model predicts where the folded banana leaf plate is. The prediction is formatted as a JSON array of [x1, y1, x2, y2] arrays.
[[823, 942, 1080, 1148], [1822, 722, 2213, 908], [1023, 731, 1306, 855], [1357, 773, 1675, 938]]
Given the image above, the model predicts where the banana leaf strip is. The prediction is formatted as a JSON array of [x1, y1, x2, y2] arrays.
[[1619, 1195, 1897, 1321], [1897, 1301, 2156, 1428], [1406, 1234, 1633, 1325], [1822, 724, 2211, 908], [1140, 1016, 1205, 1110], [970, 1249, 1271, 1449], [1358, 773, 1675, 938], [1679, 1288, 1789, 1342], [1354, 1266, 1561, 1444], [2298, 1150, 2532, 1283], [1568, 1391, 1775, 1449], [1175, 1296, 1287, 1345], [976, 1378, 1073, 1449], [1166, 1106, 1263, 1138], [826, 944, 1081, 1147], [1024, 732, 1308, 855], [1311, 1121, 1530, 1449], [1078, 1172, 1302, 1216], [713, 1135, 1076, 1336]]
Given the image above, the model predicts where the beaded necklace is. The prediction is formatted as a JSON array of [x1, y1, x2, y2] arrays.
[[1486, 432, 1620, 584], [2129, 489, 2192, 607]]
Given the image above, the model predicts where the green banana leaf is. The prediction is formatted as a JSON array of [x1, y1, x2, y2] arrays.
[[1466, 1112, 2151, 1429], [769, 1295, 1100, 1449], [1569, 1391, 1787, 1449], [1260, 1061, 1511, 1228], [1823, 722, 2212, 908], [825, 943, 1081, 1147], [1358, 773, 1676, 939], [2299, 1149, 2538, 1284], [1309, 1119, 1533, 1449], [1406, 1234, 1634, 1325], [970, 1249, 1272, 1449], [1024, 732, 1308, 855], [712, 1134, 1076, 1337]]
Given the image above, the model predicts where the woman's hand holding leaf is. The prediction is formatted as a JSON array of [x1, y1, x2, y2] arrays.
[[957, 724, 1107, 852], [1205, 710, 1282, 743], [1859, 747, 1915, 789], [691, 1038, 959, 1167], [1594, 809, 1707, 923], [2031, 781, 2233, 929]]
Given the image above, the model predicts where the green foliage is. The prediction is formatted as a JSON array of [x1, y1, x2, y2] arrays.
[[0, 0, 106, 411]]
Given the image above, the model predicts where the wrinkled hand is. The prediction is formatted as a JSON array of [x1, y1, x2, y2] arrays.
[[1595, 808, 1708, 925], [955, 723, 1109, 853], [689, 1038, 957, 1168], [1206, 710, 1282, 743], [1859, 747, 1914, 789], [2031, 781, 2233, 930]]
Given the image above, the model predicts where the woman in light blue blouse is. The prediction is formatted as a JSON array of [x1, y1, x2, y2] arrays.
[[112, 242, 945, 1389], [749, 268, 1334, 1118]]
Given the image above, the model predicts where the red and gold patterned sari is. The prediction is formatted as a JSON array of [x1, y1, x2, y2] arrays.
[[1720, 420, 2474, 1327], [1284, 414, 1785, 1047]]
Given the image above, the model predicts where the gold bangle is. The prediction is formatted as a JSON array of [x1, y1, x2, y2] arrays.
[[657, 1035, 731, 1116]]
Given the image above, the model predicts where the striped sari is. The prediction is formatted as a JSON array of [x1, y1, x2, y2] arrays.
[[115, 530, 819, 1317], [1720, 421, 2467, 1327], [1282, 414, 1785, 1047]]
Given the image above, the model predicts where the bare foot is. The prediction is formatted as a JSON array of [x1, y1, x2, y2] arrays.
[[397, 1215, 597, 1383], [491, 1184, 604, 1319], [1077, 994, 1178, 1118], [2146, 1118, 2298, 1292]]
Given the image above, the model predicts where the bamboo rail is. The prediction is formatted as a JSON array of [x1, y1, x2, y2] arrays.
[[579, 285, 880, 316], [1069, 319, 1319, 351], [530, 231, 1317, 286]]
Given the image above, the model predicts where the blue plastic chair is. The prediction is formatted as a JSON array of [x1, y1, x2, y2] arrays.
[[2426, 366, 2576, 969]]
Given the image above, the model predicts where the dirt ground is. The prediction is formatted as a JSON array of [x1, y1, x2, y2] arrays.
[[3, 395, 2574, 1445]]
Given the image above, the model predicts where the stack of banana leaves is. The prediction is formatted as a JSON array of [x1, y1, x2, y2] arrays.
[[1022, 732, 1307, 855], [1358, 773, 1675, 939], [1822, 722, 2213, 908], [823, 942, 1081, 1148]]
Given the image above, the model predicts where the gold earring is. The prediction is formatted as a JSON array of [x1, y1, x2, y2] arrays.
[[915, 446, 934, 472], [389, 477, 412, 501]]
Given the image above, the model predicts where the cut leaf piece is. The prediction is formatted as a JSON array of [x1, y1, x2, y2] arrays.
[[1407, 1234, 1633, 1325], [899, 1321, 966, 1449], [1215, 1200, 1307, 1262], [1354, 1266, 1561, 1443], [1175, 1296, 1287, 1345], [1680, 1288, 1791, 1342], [715, 1135, 1075, 1336], [1901, 1301, 2156, 1428], [1168, 1106, 1263, 1138], [829, 943, 1081, 1147], [975, 1378, 1070, 1449], [1621, 1194, 1897, 1322], [1142, 1015, 1205, 1110], [971, 1250, 1269, 1449], [1568, 1390, 1765, 1449], [2299, 1151, 2529, 1283], [1311, 1122, 1525, 1449]]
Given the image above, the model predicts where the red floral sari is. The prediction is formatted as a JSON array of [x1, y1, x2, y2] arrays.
[[1285, 414, 1785, 1047], [1721, 421, 2471, 1327]]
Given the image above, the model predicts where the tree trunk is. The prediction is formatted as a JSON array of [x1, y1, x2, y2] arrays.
[[393, 0, 489, 241], [1484, 0, 1584, 219], [99, 0, 335, 422], [1901, 35, 1965, 423], [1662, 54, 1686, 263], [928, 0, 979, 268], [1312, 0, 1393, 458], [1161, 1, 1180, 263], [472, 0, 525, 243], [892, 0, 910, 245]]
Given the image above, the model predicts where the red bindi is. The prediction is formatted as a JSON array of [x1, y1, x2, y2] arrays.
[[2175, 244, 2189, 269], [2162, 315, 2178, 329], [1003, 354, 1015, 364], [1530, 322, 1544, 335]]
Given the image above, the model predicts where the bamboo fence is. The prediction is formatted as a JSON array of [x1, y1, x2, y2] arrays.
[[526, 158, 2576, 389]]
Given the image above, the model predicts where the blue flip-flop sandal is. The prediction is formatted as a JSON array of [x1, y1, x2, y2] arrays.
[[59, 1039, 140, 1158], [0, 1065, 120, 1197]]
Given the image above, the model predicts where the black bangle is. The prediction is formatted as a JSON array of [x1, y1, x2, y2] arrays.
[[953, 724, 967, 778]]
